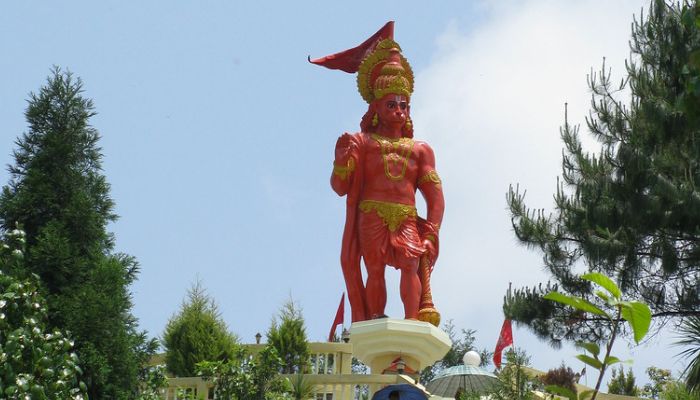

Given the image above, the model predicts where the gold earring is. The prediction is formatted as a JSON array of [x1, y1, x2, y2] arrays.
[[372, 113, 378, 127], [406, 117, 412, 130]]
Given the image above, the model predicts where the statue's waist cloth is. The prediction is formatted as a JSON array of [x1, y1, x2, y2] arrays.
[[358, 199, 426, 267]]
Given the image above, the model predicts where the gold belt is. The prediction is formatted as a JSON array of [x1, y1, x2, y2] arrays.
[[359, 200, 417, 232]]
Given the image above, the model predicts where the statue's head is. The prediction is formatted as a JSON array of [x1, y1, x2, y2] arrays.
[[357, 39, 414, 137]]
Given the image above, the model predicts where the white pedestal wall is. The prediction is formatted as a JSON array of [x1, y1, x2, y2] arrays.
[[349, 318, 452, 374]]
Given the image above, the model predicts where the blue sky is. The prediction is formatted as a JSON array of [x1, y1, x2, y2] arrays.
[[0, 0, 685, 388]]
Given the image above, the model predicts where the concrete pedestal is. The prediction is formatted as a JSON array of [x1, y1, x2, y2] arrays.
[[350, 318, 451, 374]]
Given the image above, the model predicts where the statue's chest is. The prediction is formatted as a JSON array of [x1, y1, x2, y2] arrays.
[[363, 135, 417, 182]]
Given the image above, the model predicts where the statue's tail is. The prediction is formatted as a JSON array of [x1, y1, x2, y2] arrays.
[[417, 217, 440, 326]]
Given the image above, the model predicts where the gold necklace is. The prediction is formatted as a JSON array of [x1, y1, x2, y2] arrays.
[[371, 134, 414, 181]]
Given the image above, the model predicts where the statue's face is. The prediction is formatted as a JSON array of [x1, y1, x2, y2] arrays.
[[376, 94, 409, 126]]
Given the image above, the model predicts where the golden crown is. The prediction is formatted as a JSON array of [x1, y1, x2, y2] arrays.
[[357, 39, 414, 103]]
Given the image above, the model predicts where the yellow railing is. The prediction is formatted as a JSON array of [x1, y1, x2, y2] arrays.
[[156, 342, 426, 399], [163, 373, 419, 400]]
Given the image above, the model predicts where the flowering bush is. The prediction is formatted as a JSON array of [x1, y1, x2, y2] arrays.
[[0, 230, 86, 399]]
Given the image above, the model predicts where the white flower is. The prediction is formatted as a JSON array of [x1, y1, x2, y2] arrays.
[[12, 249, 23, 257]]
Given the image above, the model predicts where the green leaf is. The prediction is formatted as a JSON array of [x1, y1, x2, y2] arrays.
[[544, 292, 609, 317], [594, 290, 610, 304], [575, 354, 603, 369], [603, 355, 622, 366], [620, 301, 652, 343], [576, 342, 600, 358], [579, 389, 595, 400], [545, 385, 577, 400], [581, 272, 621, 299]]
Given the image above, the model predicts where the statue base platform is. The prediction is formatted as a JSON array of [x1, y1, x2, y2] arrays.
[[350, 318, 451, 374]]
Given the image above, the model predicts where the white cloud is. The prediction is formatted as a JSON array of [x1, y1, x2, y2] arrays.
[[405, 0, 676, 384]]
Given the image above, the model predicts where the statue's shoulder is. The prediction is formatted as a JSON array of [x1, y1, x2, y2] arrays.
[[354, 131, 373, 145], [413, 139, 434, 151]]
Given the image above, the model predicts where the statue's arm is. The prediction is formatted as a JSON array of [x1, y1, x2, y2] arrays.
[[330, 132, 360, 196], [417, 142, 444, 229]]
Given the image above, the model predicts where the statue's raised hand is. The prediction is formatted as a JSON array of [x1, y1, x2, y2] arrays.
[[335, 133, 357, 163]]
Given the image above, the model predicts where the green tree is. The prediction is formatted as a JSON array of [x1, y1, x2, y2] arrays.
[[136, 365, 168, 400], [490, 348, 537, 400], [676, 316, 700, 394], [541, 272, 651, 400], [266, 299, 310, 374], [607, 367, 639, 396], [163, 279, 238, 377], [642, 366, 673, 399], [0, 229, 86, 399], [660, 381, 697, 400], [504, 0, 700, 345], [197, 346, 290, 400], [0, 67, 153, 398]]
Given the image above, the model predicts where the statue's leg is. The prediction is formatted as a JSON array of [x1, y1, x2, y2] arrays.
[[357, 210, 389, 319], [364, 259, 387, 319], [342, 256, 367, 322], [396, 254, 421, 320]]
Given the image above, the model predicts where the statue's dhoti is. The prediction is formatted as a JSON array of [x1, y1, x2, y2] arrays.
[[358, 199, 425, 268]]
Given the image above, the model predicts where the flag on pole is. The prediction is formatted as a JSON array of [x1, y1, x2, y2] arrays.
[[328, 293, 345, 342], [309, 21, 394, 73], [493, 319, 513, 368]]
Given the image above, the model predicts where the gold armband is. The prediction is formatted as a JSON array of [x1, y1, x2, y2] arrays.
[[425, 234, 437, 243], [418, 170, 442, 186], [333, 158, 355, 180]]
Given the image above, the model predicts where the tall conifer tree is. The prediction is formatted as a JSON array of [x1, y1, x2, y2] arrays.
[[0, 68, 152, 398], [267, 300, 310, 374], [504, 0, 700, 344]]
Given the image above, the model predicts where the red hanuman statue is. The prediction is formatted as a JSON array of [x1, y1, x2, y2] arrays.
[[311, 22, 444, 324]]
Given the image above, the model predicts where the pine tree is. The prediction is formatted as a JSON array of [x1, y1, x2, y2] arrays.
[[266, 299, 310, 374], [608, 367, 639, 396], [504, 0, 700, 345], [0, 67, 153, 398], [163, 279, 238, 377]]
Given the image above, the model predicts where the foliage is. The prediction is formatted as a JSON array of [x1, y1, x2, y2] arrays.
[[288, 373, 317, 400], [163, 279, 238, 377], [197, 346, 290, 400], [0, 230, 86, 399], [420, 319, 492, 383], [0, 67, 153, 398], [504, 0, 700, 346], [540, 363, 578, 396], [175, 388, 205, 400], [267, 299, 310, 374], [607, 367, 639, 396], [660, 381, 698, 400], [489, 348, 537, 400], [136, 364, 168, 400], [642, 366, 673, 399], [676, 316, 700, 393], [541, 272, 651, 400], [351, 357, 370, 400]]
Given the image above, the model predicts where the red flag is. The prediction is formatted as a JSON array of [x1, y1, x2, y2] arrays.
[[493, 319, 513, 368], [328, 293, 345, 342], [309, 21, 394, 73]]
